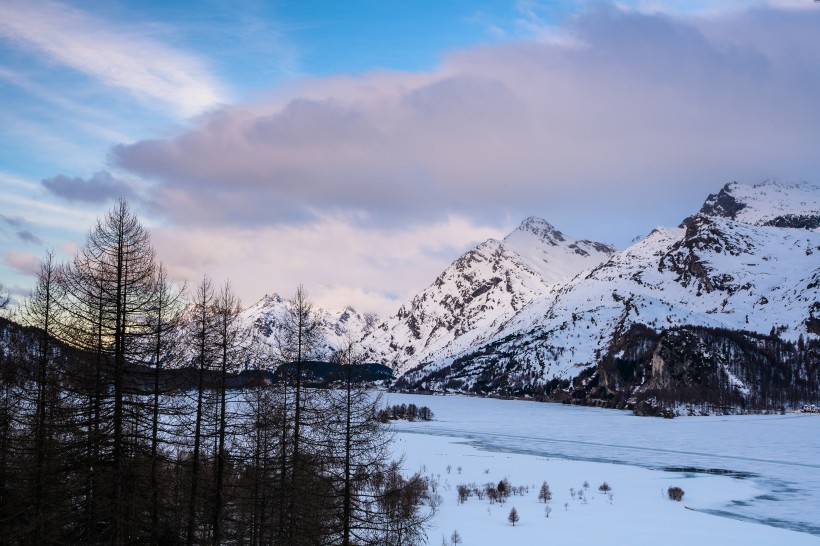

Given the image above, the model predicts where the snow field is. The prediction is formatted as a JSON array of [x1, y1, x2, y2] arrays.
[[383, 393, 820, 543], [395, 433, 819, 546]]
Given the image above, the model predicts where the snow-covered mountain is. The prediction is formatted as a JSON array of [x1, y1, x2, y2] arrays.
[[358, 217, 616, 374], [385, 181, 819, 412], [241, 294, 379, 358]]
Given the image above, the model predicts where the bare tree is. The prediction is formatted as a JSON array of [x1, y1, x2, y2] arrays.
[[20, 251, 63, 543], [140, 264, 185, 544], [212, 281, 243, 545], [538, 480, 552, 503], [275, 285, 321, 540], [508, 506, 519, 526], [186, 275, 215, 546], [59, 199, 160, 543]]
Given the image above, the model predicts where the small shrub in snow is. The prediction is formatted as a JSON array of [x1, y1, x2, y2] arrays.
[[564, 502, 569, 511], [598, 481, 612, 493], [457, 484, 470, 504], [570, 487, 576, 500], [429, 492, 443, 513], [583, 480, 590, 490], [486, 484, 499, 504], [668, 486, 685, 501], [544, 505, 552, 518], [447, 464, 452, 474]]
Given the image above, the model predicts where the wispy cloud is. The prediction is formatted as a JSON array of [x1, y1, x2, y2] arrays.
[[0, 214, 42, 246], [0, 0, 226, 118]]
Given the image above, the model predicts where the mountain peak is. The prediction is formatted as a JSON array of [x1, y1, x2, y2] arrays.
[[507, 216, 565, 245]]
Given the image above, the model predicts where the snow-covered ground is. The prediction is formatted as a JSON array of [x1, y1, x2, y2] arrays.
[[384, 393, 820, 545]]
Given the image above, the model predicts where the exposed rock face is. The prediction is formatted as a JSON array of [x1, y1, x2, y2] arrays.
[[698, 183, 748, 219]]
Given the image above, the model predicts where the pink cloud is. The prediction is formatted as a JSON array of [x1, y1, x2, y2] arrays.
[[5, 250, 40, 276], [110, 5, 820, 247]]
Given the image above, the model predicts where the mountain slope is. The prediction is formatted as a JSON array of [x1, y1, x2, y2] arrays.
[[359, 217, 615, 374], [390, 181, 820, 412], [241, 294, 379, 358]]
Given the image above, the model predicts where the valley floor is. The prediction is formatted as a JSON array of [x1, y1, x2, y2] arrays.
[[384, 394, 820, 545]]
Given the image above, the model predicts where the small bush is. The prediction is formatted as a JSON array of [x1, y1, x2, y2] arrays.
[[598, 481, 612, 493], [456, 484, 470, 504], [668, 486, 685, 502]]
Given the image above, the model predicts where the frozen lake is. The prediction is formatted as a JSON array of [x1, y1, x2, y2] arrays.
[[383, 393, 820, 538]]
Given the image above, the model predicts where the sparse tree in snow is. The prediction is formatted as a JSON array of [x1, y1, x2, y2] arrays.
[[450, 529, 463, 545], [538, 481, 552, 503], [508, 506, 519, 526]]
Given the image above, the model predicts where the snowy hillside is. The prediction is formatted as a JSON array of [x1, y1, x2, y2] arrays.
[[389, 181, 820, 412], [241, 294, 379, 358], [698, 180, 820, 230], [358, 217, 615, 375]]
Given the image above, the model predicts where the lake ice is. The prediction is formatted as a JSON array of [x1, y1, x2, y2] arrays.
[[384, 393, 820, 545]]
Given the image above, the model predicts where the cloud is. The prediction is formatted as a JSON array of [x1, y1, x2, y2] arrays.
[[42, 171, 139, 205], [0, 214, 42, 245], [151, 215, 502, 316], [5, 250, 39, 276], [0, 214, 25, 228], [15, 230, 41, 245], [110, 4, 820, 244], [0, 0, 225, 118]]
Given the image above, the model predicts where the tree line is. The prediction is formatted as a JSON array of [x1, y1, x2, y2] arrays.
[[0, 200, 428, 545]]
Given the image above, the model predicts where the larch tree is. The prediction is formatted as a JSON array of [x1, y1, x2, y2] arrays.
[[274, 285, 321, 541], [59, 199, 160, 543], [139, 264, 186, 544], [212, 280, 244, 545], [186, 275, 216, 546], [508, 506, 519, 526], [19, 250, 65, 543]]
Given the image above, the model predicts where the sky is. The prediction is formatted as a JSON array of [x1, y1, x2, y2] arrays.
[[1, 0, 819, 316]]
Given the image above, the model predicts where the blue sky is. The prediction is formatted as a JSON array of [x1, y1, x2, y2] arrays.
[[1, 0, 819, 314]]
